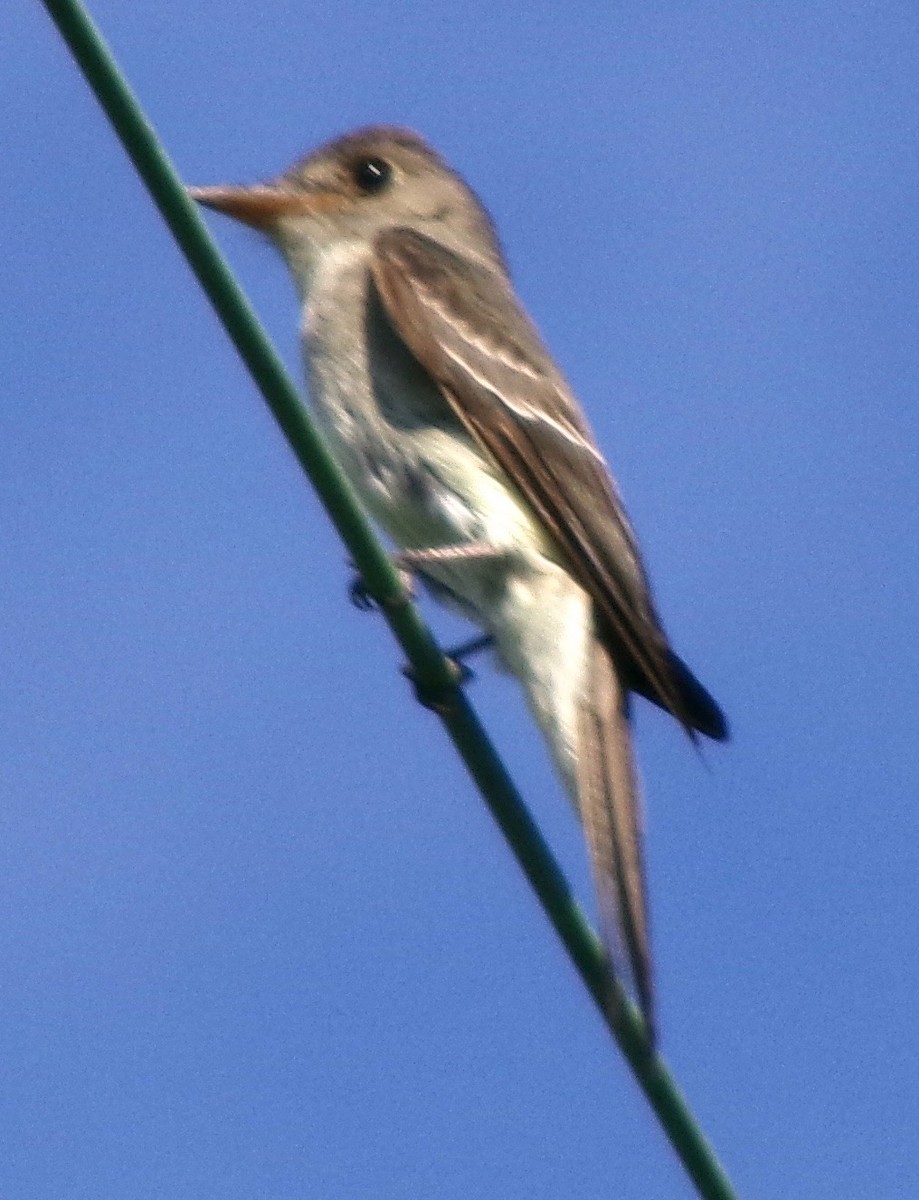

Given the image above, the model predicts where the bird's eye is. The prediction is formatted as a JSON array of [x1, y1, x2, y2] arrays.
[[353, 157, 392, 194]]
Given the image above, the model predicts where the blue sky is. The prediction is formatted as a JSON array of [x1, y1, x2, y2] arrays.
[[4, 3, 919, 1197]]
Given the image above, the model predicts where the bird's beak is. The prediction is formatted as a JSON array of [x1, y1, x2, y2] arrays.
[[187, 183, 343, 229]]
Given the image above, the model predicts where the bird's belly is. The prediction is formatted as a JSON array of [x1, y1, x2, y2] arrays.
[[306, 313, 531, 527], [310, 366, 554, 616], [301, 266, 557, 625]]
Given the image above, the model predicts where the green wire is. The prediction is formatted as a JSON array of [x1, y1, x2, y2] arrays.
[[38, 3, 741, 1197]]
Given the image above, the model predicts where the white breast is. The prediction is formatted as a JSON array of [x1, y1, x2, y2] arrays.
[[297, 236, 556, 631]]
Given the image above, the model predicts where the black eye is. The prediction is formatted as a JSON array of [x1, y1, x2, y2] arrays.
[[353, 157, 392, 194]]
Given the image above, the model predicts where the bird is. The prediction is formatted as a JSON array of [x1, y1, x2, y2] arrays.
[[189, 126, 727, 1041]]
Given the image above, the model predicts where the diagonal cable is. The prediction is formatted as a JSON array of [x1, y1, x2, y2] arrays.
[[37, 3, 740, 1197]]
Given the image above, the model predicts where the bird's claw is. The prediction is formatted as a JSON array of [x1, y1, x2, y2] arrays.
[[348, 575, 380, 611], [403, 635, 494, 710], [402, 655, 469, 713], [443, 633, 494, 668], [348, 562, 416, 612]]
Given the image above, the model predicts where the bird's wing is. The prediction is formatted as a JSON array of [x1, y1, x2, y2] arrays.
[[371, 226, 725, 738]]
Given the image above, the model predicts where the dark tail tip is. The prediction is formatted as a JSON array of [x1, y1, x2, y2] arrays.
[[667, 653, 729, 742]]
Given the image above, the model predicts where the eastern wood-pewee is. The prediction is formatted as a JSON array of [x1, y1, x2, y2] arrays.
[[190, 126, 728, 1039]]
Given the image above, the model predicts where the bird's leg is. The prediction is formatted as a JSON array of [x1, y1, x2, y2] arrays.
[[395, 542, 505, 567], [348, 543, 503, 709], [348, 562, 416, 612], [348, 541, 504, 611], [442, 632, 495, 665], [401, 633, 496, 711]]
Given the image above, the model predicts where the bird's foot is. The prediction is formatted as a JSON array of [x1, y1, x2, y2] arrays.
[[347, 550, 496, 710], [348, 562, 416, 612], [348, 542, 501, 612], [442, 633, 494, 671], [402, 634, 494, 710]]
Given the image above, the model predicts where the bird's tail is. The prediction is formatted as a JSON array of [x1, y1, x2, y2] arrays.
[[574, 634, 654, 1040], [492, 568, 654, 1038]]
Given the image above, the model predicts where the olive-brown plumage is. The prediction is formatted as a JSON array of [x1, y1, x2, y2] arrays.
[[191, 127, 727, 1039]]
